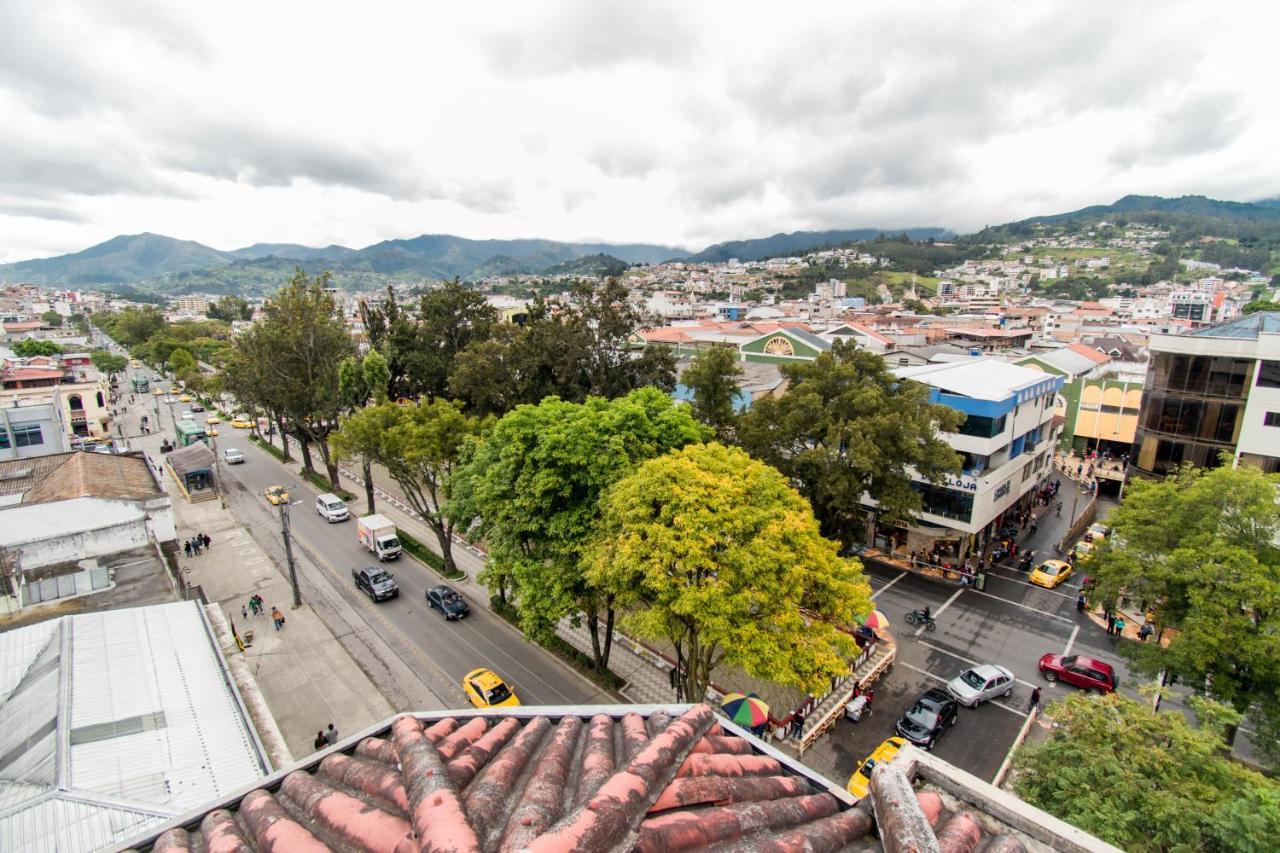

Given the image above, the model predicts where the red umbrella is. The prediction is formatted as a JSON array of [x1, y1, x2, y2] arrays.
[[863, 610, 889, 631]]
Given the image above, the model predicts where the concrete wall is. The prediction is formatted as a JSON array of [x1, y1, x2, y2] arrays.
[[15, 514, 150, 571]]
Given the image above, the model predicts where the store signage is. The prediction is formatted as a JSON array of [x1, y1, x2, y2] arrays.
[[993, 480, 1012, 500], [943, 475, 978, 492]]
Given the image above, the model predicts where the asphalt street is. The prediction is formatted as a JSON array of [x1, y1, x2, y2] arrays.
[[121, 364, 610, 713]]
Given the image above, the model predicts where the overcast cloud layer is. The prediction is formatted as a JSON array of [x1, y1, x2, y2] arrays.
[[1, 0, 1277, 262]]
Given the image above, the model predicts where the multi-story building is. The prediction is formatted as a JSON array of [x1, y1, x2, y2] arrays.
[[1131, 312, 1280, 476], [0, 355, 112, 439], [0, 398, 73, 460], [878, 359, 1063, 558]]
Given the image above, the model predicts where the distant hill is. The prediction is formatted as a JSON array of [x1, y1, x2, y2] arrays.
[[1030, 194, 1280, 225], [682, 228, 951, 264], [228, 243, 355, 262], [0, 233, 233, 285], [541, 253, 629, 277]]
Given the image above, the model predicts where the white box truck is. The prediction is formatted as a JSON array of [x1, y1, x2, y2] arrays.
[[357, 514, 402, 561]]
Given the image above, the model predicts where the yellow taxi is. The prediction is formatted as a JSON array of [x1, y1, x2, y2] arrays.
[[207, 426, 219, 436], [231, 416, 253, 429], [153, 387, 164, 396], [179, 394, 192, 403], [130, 359, 140, 368], [1084, 523, 1109, 544], [264, 485, 289, 506], [206, 414, 221, 425], [1071, 541, 1095, 564], [846, 737, 906, 799], [1029, 559, 1074, 589], [462, 667, 520, 709]]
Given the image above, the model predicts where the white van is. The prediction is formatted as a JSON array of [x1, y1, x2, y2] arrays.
[[315, 493, 350, 523]]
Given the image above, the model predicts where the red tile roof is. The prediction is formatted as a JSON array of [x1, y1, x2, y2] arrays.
[[127, 704, 1074, 852], [1065, 342, 1111, 365]]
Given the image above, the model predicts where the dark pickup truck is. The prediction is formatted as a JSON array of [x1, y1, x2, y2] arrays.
[[352, 565, 399, 602]]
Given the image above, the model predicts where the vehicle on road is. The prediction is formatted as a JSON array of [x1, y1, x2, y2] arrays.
[[264, 485, 289, 505], [894, 688, 958, 750], [426, 584, 470, 620], [904, 609, 937, 630], [180, 411, 195, 421], [946, 664, 1015, 707], [1038, 654, 1117, 695], [231, 416, 253, 429], [163, 395, 178, 404], [179, 394, 191, 402], [846, 737, 906, 799], [1085, 522, 1109, 543], [1070, 541, 1095, 564], [206, 415, 221, 425], [1028, 559, 1073, 589], [223, 447, 244, 464], [316, 493, 350, 523], [357, 514, 402, 560], [352, 565, 399, 602], [191, 403, 205, 412], [463, 667, 520, 708]]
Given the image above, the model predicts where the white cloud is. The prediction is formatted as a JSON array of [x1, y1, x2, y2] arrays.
[[0, 0, 1277, 263]]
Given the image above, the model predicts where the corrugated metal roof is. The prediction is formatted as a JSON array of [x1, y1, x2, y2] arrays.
[[894, 358, 1055, 400], [0, 601, 269, 852], [1188, 311, 1280, 339]]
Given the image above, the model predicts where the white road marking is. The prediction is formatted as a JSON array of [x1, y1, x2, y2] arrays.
[[1063, 625, 1080, 657], [915, 640, 1039, 689], [916, 588, 964, 637], [963, 587, 1077, 625], [895, 660, 1028, 718], [870, 571, 908, 599]]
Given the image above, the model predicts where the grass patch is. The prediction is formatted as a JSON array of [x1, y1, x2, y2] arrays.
[[397, 529, 468, 581], [489, 596, 626, 692]]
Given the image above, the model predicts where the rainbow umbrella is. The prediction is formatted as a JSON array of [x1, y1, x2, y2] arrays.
[[721, 692, 770, 727], [863, 610, 889, 631]]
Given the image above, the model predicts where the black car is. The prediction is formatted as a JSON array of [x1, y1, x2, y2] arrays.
[[352, 565, 399, 602], [426, 584, 470, 620], [894, 688, 958, 750], [191, 403, 205, 412]]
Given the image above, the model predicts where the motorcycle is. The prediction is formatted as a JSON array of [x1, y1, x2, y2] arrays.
[[904, 609, 937, 631], [1018, 551, 1035, 572]]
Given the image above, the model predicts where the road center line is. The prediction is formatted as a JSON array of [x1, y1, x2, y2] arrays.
[[914, 639, 1039, 689], [916, 588, 964, 636], [963, 587, 1077, 625], [1063, 624, 1079, 657], [870, 571, 908, 599], [895, 660, 1028, 718]]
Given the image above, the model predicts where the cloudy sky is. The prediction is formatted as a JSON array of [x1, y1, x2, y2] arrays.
[[2, 0, 1277, 262]]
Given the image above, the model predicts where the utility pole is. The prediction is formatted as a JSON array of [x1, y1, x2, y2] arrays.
[[210, 430, 226, 509], [278, 497, 302, 608]]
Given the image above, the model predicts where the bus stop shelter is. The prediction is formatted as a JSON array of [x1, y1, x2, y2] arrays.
[[165, 441, 218, 503]]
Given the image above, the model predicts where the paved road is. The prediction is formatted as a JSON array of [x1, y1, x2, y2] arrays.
[[123, 366, 610, 712]]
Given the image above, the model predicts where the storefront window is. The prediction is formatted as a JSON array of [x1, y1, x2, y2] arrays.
[[913, 482, 974, 522], [953, 413, 1007, 438]]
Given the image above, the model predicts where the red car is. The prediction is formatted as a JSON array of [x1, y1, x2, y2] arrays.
[[1038, 654, 1118, 694]]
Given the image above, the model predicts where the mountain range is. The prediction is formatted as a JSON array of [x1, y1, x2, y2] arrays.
[[2, 194, 1274, 295]]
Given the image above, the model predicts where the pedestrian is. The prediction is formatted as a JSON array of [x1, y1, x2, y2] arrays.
[[1105, 611, 1116, 636], [254, 594, 264, 614], [1138, 621, 1153, 642], [314, 731, 327, 751], [1114, 616, 1126, 638], [241, 605, 248, 619], [183, 540, 192, 558], [1030, 521, 1038, 536], [1028, 687, 1042, 713], [202, 533, 211, 549], [249, 597, 259, 616], [790, 711, 805, 740], [325, 723, 338, 745], [271, 606, 284, 630], [1076, 593, 1087, 613]]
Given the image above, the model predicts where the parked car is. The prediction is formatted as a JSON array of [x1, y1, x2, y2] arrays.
[[1038, 654, 1118, 694], [426, 585, 470, 620], [946, 664, 1015, 707], [1084, 522, 1109, 543], [191, 403, 205, 412], [351, 565, 399, 602], [1028, 559, 1073, 589], [462, 668, 519, 708], [846, 737, 906, 799], [315, 492, 350, 523], [223, 447, 245, 464], [894, 688, 958, 750], [231, 416, 253, 429], [1071, 541, 1095, 564]]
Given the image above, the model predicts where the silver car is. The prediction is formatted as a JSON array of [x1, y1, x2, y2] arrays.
[[946, 664, 1015, 708]]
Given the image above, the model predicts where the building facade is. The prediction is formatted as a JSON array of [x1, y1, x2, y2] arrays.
[[1131, 312, 1280, 476]]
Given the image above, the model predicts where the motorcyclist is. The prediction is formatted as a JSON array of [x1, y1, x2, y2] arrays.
[[915, 606, 932, 622]]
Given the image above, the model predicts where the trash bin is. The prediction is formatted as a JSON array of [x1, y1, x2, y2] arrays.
[[975, 572, 987, 591]]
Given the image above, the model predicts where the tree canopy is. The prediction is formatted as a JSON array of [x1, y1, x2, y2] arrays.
[[1085, 463, 1280, 761], [1014, 692, 1280, 852], [587, 442, 872, 700], [679, 346, 744, 437], [90, 350, 128, 377], [738, 343, 962, 545], [12, 339, 62, 357], [207, 295, 254, 322], [446, 387, 710, 671]]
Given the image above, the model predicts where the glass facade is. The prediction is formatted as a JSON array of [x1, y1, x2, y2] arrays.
[[1133, 352, 1253, 476], [954, 413, 1007, 438], [913, 481, 974, 522]]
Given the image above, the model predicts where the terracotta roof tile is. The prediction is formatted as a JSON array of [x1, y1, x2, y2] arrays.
[[21, 451, 161, 504], [129, 704, 1106, 852]]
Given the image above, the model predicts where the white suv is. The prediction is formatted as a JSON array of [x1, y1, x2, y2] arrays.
[[316, 493, 350, 522]]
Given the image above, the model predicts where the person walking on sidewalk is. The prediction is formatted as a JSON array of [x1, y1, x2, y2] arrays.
[[1114, 616, 1126, 638], [1105, 611, 1116, 636], [1028, 687, 1042, 713], [241, 605, 248, 620], [1077, 592, 1087, 613], [271, 606, 285, 630], [249, 597, 259, 616], [325, 723, 338, 746], [201, 532, 211, 549]]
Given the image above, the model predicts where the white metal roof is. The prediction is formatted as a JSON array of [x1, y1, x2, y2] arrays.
[[0, 601, 268, 852], [893, 358, 1056, 401]]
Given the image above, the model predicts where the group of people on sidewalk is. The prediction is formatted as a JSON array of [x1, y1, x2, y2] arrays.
[[313, 723, 339, 751], [183, 533, 212, 557], [242, 594, 287, 631]]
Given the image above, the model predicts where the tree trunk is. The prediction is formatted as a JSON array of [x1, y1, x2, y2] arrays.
[[601, 601, 616, 672], [438, 526, 456, 574], [316, 435, 340, 490], [275, 416, 292, 461], [298, 432, 316, 476], [586, 603, 602, 671], [362, 455, 376, 513]]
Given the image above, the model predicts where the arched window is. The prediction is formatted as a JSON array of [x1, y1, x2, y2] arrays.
[[68, 393, 84, 411]]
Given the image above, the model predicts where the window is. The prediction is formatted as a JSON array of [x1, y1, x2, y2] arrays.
[[1265, 412, 1280, 428], [954, 413, 1008, 438], [67, 393, 84, 411], [1257, 361, 1280, 389], [0, 431, 8, 450], [96, 391, 105, 408], [13, 424, 43, 448]]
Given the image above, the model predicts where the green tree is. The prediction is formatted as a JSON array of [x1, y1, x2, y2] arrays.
[[1242, 299, 1280, 314], [1086, 463, 1280, 757], [334, 398, 486, 574], [90, 350, 128, 377], [12, 339, 61, 357], [446, 388, 710, 670], [40, 310, 63, 328], [102, 306, 165, 347], [587, 442, 872, 700], [167, 347, 197, 379], [221, 322, 291, 460], [738, 343, 962, 546], [679, 346, 744, 438], [404, 279, 498, 401], [336, 350, 391, 511], [1014, 692, 1280, 852], [207, 295, 253, 322]]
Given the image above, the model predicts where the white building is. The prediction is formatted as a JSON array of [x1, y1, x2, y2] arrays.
[[0, 398, 73, 460], [880, 359, 1063, 556]]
